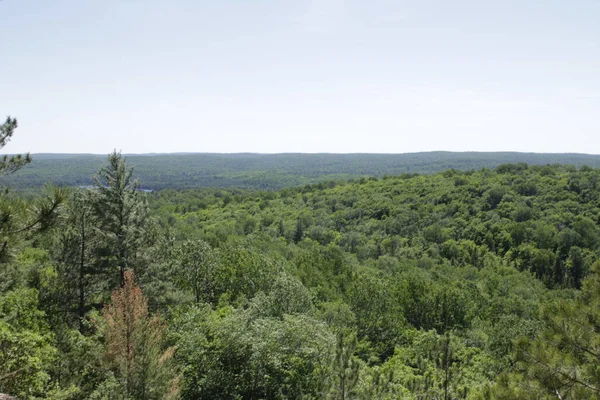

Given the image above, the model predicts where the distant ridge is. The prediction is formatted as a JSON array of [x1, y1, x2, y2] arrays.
[[2, 152, 600, 191], [26, 151, 600, 157]]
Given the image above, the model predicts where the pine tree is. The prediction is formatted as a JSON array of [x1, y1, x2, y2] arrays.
[[500, 263, 600, 399], [93, 151, 149, 287], [328, 332, 360, 400], [0, 117, 31, 175], [55, 190, 100, 330], [0, 116, 63, 264], [100, 270, 179, 399]]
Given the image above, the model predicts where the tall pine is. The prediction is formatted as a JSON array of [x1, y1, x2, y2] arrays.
[[55, 190, 100, 330], [92, 151, 149, 287]]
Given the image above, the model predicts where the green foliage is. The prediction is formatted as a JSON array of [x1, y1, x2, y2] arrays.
[[372, 330, 498, 399], [5, 152, 600, 191], [173, 239, 219, 303], [0, 116, 31, 175], [495, 266, 600, 399], [5, 156, 600, 399], [0, 186, 64, 264], [0, 117, 64, 263], [98, 270, 179, 400], [171, 301, 335, 399], [0, 289, 56, 398], [145, 163, 600, 398], [327, 332, 360, 400], [53, 189, 100, 329], [92, 151, 151, 287]]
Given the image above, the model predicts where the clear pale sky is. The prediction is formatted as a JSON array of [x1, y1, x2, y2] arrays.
[[1, 0, 599, 154]]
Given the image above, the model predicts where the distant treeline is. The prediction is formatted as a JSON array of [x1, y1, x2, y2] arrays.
[[2, 152, 600, 190]]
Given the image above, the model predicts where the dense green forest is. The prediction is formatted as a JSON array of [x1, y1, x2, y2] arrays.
[[3, 118, 600, 398], [3, 153, 600, 398], [3, 152, 600, 190]]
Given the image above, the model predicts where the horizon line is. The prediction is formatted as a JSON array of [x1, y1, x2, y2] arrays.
[[20, 150, 600, 157]]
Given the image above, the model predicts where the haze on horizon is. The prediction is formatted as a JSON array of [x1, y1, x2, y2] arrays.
[[1, 0, 599, 155]]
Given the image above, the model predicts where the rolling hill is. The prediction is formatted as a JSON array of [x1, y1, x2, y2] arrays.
[[1, 151, 599, 190]]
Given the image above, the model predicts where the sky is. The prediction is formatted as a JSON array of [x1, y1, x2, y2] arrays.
[[1, 0, 599, 154]]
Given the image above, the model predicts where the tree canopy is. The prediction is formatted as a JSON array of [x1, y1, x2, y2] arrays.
[[2, 147, 600, 398]]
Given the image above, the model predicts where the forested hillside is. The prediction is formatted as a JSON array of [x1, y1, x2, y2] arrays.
[[3, 147, 600, 398], [3, 152, 600, 190]]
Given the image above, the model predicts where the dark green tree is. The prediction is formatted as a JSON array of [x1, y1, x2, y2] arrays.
[[294, 218, 304, 243], [93, 151, 150, 287], [55, 190, 100, 330]]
